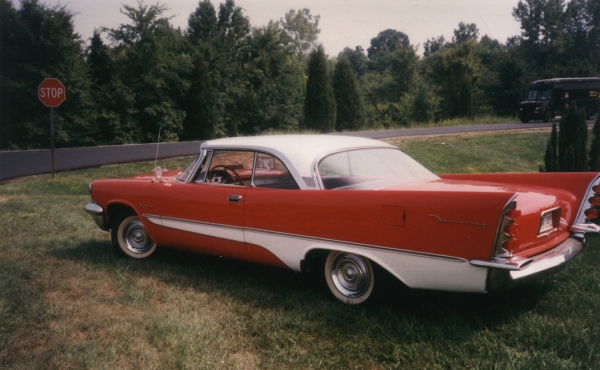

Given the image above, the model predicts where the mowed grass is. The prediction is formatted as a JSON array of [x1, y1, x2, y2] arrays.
[[1, 131, 599, 369]]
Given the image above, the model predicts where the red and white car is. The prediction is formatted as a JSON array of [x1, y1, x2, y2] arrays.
[[85, 135, 600, 304]]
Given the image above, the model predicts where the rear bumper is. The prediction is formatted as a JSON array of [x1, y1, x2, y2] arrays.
[[85, 202, 108, 231], [470, 237, 583, 290]]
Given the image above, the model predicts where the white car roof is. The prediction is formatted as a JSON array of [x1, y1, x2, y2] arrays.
[[201, 135, 395, 186]]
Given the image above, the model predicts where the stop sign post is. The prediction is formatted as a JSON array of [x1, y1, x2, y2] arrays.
[[38, 78, 66, 178]]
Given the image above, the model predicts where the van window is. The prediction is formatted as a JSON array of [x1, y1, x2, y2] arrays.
[[527, 89, 552, 100]]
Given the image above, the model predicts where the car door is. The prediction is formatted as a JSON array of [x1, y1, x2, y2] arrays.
[[157, 150, 253, 259]]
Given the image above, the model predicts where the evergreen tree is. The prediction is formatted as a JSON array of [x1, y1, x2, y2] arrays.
[[304, 46, 336, 132], [333, 57, 364, 131], [88, 31, 113, 89], [558, 103, 588, 171], [183, 54, 222, 140], [187, 0, 217, 43], [544, 122, 558, 172], [590, 117, 600, 171]]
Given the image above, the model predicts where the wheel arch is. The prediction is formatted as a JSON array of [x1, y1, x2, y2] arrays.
[[106, 201, 138, 229]]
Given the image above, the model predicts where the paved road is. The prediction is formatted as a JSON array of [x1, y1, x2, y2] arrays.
[[0, 120, 572, 183], [340, 121, 556, 139]]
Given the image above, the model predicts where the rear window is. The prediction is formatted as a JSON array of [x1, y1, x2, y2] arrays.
[[318, 148, 438, 190]]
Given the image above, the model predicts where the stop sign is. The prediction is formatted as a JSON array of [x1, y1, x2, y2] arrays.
[[38, 78, 66, 107]]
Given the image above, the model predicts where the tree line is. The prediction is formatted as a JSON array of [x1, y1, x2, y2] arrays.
[[2, 0, 600, 150]]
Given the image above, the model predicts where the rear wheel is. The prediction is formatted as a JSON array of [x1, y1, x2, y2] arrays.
[[111, 214, 157, 258], [543, 110, 553, 122], [520, 118, 530, 123], [324, 251, 374, 304]]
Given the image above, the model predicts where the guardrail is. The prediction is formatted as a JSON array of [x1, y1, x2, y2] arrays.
[[0, 141, 202, 183]]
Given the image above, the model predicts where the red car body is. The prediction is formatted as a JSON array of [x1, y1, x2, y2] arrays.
[[85, 135, 600, 304]]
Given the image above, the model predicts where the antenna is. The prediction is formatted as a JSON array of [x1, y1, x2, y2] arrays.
[[154, 127, 162, 170]]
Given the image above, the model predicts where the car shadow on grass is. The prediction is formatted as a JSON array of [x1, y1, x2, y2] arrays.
[[49, 239, 553, 329]]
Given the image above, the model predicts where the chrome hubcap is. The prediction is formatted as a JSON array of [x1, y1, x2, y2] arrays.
[[330, 253, 371, 298], [123, 220, 153, 254]]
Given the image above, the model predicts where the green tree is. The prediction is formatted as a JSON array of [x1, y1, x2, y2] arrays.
[[337, 46, 368, 77], [425, 40, 481, 118], [452, 22, 479, 44], [187, 0, 217, 43], [88, 31, 113, 89], [558, 103, 588, 171], [237, 21, 305, 134], [183, 53, 222, 140], [108, 1, 191, 142], [333, 57, 364, 131], [280, 8, 320, 56], [544, 122, 558, 171], [423, 35, 446, 57], [304, 46, 336, 132], [589, 116, 600, 171], [367, 29, 410, 60], [0, 0, 94, 149]]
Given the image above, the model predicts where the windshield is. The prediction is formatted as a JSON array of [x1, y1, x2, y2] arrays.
[[317, 148, 439, 190], [175, 154, 203, 182], [527, 89, 552, 100]]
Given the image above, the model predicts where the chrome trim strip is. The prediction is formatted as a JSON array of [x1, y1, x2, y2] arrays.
[[142, 214, 466, 262], [146, 215, 245, 243], [570, 223, 600, 234], [470, 256, 533, 271]]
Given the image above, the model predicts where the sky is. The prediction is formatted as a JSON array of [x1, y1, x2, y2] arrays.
[[10, 0, 523, 55]]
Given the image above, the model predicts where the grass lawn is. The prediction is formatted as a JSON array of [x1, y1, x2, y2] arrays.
[[1, 131, 599, 369]]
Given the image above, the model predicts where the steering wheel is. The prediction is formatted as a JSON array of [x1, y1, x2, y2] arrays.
[[208, 165, 242, 184]]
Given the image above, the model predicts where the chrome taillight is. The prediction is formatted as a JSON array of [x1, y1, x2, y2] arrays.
[[492, 198, 520, 259]]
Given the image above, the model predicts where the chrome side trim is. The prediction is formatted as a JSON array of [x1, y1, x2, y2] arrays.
[[84, 202, 108, 231]]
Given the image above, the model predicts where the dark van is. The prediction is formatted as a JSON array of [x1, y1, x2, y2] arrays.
[[518, 77, 600, 123]]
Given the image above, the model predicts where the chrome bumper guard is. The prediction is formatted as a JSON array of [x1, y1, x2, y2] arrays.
[[85, 202, 108, 231], [470, 237, 583, 290]]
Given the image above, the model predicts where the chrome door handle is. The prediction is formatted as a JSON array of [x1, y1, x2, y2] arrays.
[[228, 194, 242, 203]]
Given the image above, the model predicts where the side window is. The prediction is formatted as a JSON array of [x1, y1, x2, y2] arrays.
[[204, 150, 254, 186], [253, 153, 299, 189]]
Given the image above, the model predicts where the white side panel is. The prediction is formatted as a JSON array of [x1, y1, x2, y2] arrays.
[[159, 217, 245, 243], [244, 230, 489, 293]]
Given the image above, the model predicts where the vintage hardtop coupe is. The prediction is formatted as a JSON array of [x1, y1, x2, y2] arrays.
[[85, 135, 600, 304]]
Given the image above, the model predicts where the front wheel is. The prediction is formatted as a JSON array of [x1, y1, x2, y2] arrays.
[[324, 251, 374, 304], [111, 214, 157, 258]]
